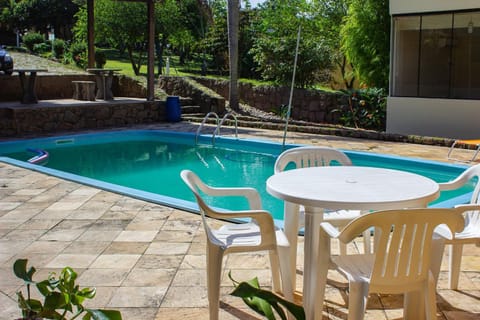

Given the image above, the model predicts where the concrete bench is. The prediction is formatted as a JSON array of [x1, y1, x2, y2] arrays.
[[72, 81, 96, 101]]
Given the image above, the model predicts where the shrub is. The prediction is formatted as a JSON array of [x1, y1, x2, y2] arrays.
[[69, 41, 87, 69], [22, 32, 45, 53], [333, 87, 387, 131], [95, 49, 107, 68], [52, 39, 66, 58], [33, 42, 51, 54]]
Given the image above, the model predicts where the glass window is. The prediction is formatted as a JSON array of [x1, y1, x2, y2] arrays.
[[418, 14, 452, 98], [451, 12, 480, 99], [392, 16, 420, 96], [392, 11, 480, 99]]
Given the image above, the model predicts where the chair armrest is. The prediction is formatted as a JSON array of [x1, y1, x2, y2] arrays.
[[320, 222, 341, 239], [439, 165, 480, 191], [454, 204, 480, 211], [211, 209, 271, 221], [212, 209, 279, 244], [434, 205, 480, 238], [438, 181, 464, 191]]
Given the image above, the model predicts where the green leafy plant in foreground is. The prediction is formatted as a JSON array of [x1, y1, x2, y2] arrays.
[[13, 259, 122, 320], [229, 271, 305, 320]]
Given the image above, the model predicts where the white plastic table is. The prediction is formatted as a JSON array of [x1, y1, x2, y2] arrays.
[[266, 166, 440, 320]]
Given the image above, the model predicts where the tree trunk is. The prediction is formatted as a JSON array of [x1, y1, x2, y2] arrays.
[[227, 0, 239, 111]]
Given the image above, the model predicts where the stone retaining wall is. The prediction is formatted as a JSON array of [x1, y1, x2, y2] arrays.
[[158, 76, 225, 114], [0, 100, 165, 137], [192, 77, 348, 124]]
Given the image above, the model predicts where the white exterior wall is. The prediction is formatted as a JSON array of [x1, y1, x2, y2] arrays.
[[387, 0, 480, 138], [387, 97, 480, 139], [390, 0, 480, 15]]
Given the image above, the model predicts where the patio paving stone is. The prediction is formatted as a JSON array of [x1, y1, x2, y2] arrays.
[[90, 254, 141, 269], [79, 268, 131, 287], [46, 253, 99, 268], [1, 124, 479, 319], [108, 286, 167, 308], [145, 242, 191, 255], [115, 230, 158, 242], [104, 241, 149, 254]]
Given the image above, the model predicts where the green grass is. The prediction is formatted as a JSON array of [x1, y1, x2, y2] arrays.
[[103, 49, 194, 78]]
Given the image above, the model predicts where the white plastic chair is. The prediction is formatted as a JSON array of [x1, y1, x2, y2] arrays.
[[180, 170, 293, 320], [320, 207, 465, 320], [274, 146, 368, 255], [436, 164, 480, 289]]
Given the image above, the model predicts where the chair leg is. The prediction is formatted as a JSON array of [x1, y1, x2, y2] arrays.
[[268, 249, 282, 293], [430, 237, 446, 287], [347, 281, 369, 320], [207, 244, 224, 320], [339, 241, 347, 255], [425, 272, 438, 320], [277, 245, 294, 300], [283, 202, 300, 292], [363, 229, 372, 254], [448, 244, 464, 290]]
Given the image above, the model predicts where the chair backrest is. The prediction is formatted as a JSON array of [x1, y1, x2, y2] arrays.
[[180, 169, 277, 248], [274, 146, 352, 173], [181, 169, 242, 248], [439, 164, 480, 226], [181, 169, 230, 219], [337, 208, 464, 292]]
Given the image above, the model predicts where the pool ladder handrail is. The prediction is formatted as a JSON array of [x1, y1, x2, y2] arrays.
[[195, 112, 220, 145], [213, 112, 238, 144]]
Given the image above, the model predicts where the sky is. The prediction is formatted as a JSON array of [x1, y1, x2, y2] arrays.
[[246, 0, 265, 8]]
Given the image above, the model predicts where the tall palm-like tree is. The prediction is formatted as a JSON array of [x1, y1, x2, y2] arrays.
[[227, 0, 239, 111]]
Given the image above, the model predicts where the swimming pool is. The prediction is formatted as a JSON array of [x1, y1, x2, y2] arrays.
[[0, 130, 471, 224]]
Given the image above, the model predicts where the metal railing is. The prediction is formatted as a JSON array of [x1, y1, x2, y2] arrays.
[[195, 112, 219, 145], [212, 112, 238, 145]]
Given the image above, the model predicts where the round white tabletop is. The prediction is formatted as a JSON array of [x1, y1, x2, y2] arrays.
[[266, 166, 440, 210]]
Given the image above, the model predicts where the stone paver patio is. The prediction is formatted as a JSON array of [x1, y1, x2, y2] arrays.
[[1, 123, 479, 320]]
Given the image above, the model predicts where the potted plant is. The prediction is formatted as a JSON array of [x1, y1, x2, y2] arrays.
[[229, 272, 305, 320], [13, 259, 122, 320]]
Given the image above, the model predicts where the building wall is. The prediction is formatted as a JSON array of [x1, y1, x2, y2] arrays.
[[387, 97, 480, 139], [390, 0, 480, 15], [387, 0, 480, 139]]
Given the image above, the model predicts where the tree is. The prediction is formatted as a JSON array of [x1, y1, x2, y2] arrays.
[[201, 0, 259, 78], [313, 0, 354, 89], [73, 0, 210, 76], [341, 0, 390, 90], [94, 0, 148, 75], [2, 0, 78, 40], [238, 5, 261, 79], [201, 0, 228, 75], [251, 0, 333, 88]]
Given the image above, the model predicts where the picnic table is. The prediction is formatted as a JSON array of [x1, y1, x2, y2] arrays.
[[86, 68, 120, 100], [13, 68, 48, 104]]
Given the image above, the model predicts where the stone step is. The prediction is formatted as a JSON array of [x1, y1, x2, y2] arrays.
[[181, 105, 201, 114]]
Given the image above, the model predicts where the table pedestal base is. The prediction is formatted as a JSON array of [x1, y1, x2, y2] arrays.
[[18, 72, 39, 104]]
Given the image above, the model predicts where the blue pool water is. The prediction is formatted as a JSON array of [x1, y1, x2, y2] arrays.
[[0, 130, 471, 224]]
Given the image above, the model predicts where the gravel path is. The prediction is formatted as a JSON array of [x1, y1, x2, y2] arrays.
[[11, 51, 87, 74]]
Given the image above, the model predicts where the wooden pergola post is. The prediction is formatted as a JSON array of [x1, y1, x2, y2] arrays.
[[87, 0, 95, 68], [147, 0, 155, 101]]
